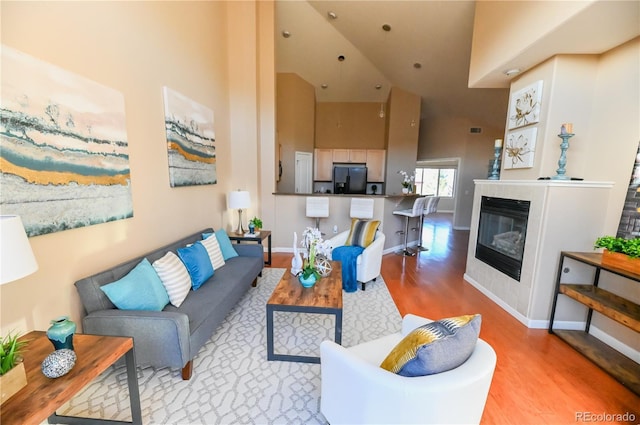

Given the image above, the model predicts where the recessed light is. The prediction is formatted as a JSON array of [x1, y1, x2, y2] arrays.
[[338, 55, 345, 62], [282, 30, 291, 38], [503, 68, 521, 77], [382, 24, 391, 32], [328, 11, 338, 20], [413, 62, 422, 69]]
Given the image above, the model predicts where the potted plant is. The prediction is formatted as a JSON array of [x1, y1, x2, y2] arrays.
[[0, 331, 28, 403], [594, 236, 640, 274], [249, 217, 263, 232]]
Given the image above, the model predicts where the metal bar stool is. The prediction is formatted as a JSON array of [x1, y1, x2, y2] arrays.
[[393, 196, 427, 256], [306, 197, 329, 231], [415, 196, 440, 251]]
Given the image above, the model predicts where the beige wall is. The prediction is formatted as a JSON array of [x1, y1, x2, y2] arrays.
[[0, 1, 269, 335], [315, 102, 386, 149], [276, 73, 315, 193]]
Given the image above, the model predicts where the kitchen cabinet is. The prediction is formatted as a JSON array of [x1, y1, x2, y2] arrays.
[[314, 149, 333, 181], [333, 149, 367, 163], [549, 251, 640, 395], [366, 149, 386, 182]]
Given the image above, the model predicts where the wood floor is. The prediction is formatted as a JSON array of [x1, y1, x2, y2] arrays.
[[269, 214, 639, 424]]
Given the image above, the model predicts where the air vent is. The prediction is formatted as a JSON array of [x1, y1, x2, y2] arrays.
[[470, 127, 482, 133]]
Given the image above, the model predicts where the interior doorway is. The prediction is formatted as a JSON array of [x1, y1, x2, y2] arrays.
[[295, 151, 312, 193]]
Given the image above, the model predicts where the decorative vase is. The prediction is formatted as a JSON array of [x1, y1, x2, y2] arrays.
[[298, 273, 318, 288], [248, 223, 255, 234], [601, 250, 640, 275], [402, 187, 409, 194], [47, 316, 76, 351]]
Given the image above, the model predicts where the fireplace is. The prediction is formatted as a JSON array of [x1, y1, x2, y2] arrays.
[[475, 196, 530, 281]]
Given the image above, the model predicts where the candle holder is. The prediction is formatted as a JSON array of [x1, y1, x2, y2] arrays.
[[551, 133, 574, 180], [488, 146, 502, 180]]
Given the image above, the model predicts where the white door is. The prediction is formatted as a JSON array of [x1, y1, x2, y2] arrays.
[[295, 151, 313, 193]]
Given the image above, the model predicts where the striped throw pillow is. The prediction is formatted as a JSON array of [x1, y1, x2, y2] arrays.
[[152, 251, 191, 307], [201, 233, 226, 270], [345, 219, 380, 248]]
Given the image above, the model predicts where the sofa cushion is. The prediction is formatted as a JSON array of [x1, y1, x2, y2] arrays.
[[215, 229, 239, 260], [100, 259, 169, 311], [153, 251, 192, 307], [177, 242, 214, 290], [345, 219, 380, 248], [201, 233, 226, 270], [380, 314, 481, 376]]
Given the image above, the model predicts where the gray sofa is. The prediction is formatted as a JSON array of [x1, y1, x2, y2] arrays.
[[74, 228, 263, 380]]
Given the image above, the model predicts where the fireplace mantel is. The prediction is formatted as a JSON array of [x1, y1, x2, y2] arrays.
[[464, 179, 614, 328]]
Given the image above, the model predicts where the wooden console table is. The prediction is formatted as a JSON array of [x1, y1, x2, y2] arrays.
[[548, 251, 640, 395], [1, 331, 142, 425]]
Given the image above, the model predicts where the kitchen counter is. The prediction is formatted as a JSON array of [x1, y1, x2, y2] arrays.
[[273, 192, 419, 198]]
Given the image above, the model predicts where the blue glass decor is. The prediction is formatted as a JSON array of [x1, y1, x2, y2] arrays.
[[47, 316, 76, 351]]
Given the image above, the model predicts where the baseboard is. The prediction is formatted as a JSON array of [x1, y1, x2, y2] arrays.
[[463, 273, 640, 361]]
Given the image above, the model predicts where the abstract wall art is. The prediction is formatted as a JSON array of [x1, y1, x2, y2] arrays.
[[508, 80, 543, 130], [503, 127, 537, 169], [0, 45, 133, 236], [162, 87, 216, 187]]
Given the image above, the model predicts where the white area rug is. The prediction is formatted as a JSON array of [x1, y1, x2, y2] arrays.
[[58, 268, 401, 425]]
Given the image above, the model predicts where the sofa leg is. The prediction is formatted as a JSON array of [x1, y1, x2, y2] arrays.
[[252, 277, 258, 287], [182, 361, 193, 380]]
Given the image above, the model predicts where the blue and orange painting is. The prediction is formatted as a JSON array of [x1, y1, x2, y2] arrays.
[[0, 45, 133, 236], [162, 86, 216, 187]]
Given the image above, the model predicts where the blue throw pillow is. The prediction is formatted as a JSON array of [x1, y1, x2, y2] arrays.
[[100, 259, 169, 311], [215, 229, 239, 260], [177, 242, 214, 290]]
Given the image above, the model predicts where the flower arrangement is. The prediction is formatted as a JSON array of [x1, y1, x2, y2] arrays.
[[398, 170, 415, 189], [300, 227, 332, 279]]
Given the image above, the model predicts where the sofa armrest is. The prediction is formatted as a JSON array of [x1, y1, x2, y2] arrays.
[[233, 243, 264, 258], [82, 309, 191, 368], [327, 230, 349, 248], [401, 313, 433, 336]]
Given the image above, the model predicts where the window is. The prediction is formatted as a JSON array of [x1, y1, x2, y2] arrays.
[[414, 167, 456, 197]]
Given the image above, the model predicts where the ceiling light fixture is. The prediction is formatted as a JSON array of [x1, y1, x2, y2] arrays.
[[379, 103, 385, 119], [328, 11, 338, 20], [338, 55, 345, 62], [282, 30, 291, 38], [413, 62, 422, 69], [382, 24, 391, 32], [503, 68, 521, 77], [321, 83, 328, 89], [375, 84, 382, 90]]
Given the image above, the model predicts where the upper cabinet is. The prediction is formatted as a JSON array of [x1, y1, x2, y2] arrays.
[[332, 149, 367, 163], [366, 149, 386, 182], [314, 148, 334, 181]]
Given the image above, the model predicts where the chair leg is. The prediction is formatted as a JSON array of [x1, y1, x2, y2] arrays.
[[415, 215, 428, 252], [396, 216, 415, 256]]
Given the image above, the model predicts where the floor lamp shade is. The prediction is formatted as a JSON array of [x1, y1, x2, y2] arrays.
[[228, 191, 251, 234], [0, 215, 39, 284]]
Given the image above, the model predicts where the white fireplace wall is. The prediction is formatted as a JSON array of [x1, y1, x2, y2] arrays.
[[465, 180, 612, 327]]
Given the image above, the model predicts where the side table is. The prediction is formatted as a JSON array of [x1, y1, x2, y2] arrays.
[[228, 230, 272, 266], [0, 331, 142, 425]]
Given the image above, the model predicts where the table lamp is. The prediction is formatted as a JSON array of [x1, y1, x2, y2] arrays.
[[228, 190, 250, 234], [1, 215, 38, 285]]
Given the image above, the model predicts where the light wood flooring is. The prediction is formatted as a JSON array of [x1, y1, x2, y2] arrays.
[[269, 214, 639, 424]]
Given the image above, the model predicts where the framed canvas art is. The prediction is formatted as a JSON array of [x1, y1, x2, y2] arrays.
[[0, 45, 133, 236], [503, 127, 537, 169], [162, 87, 216, 187], [508, 80, 543, 130]]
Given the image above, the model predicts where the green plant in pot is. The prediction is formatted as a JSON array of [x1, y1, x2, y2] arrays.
[[249, 217, 262, 231], [594, 236, 640, 258], [0, 331, 28, 403]]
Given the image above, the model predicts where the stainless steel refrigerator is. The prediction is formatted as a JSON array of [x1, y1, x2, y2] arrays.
[[333, 165, 367, 194]]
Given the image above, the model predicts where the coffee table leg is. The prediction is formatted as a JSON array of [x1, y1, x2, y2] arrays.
[[266, 304, 275, 360], [335, 309, 343, 345], [126, 347, 143, 425]]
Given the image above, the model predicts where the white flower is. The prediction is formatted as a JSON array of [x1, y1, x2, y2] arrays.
[[398, 170, 415, 186]]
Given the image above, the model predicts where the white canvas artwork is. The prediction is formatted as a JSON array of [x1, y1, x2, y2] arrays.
[[162, 87, 216, 187], [508, 80, 543, 130], [503, 127, 537, 169], [0, 45, 133, 236]]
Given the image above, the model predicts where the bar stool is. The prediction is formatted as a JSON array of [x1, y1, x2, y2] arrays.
[[306, 197, 329, 230], [393, 197, 427, 256], [415, 196, 440, 251]]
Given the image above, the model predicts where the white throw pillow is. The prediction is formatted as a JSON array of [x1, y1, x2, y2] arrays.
[[152, 251, 191, 307], [201, 233, 226, 270]]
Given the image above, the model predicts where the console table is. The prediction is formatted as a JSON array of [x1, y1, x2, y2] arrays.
[[1, 331, 142, 425], [228, 230, 272, 266], [548, 251, 640, 395]]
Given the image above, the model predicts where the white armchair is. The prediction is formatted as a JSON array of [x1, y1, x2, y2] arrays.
[[328, 229, 385, 290], [320, 314, 497, 425]]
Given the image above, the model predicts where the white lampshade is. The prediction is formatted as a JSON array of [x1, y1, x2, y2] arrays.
[[228, 191, 250, 209], [0, 215, 39, 285]]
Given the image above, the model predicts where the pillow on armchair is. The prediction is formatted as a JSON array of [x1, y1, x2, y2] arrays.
[[344, 219, 380, 248], [380, 314, 481, 376]]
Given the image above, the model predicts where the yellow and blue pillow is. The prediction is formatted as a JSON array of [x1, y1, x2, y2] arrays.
[[345, 219, 380, 248], [380, 314, 481, 376]]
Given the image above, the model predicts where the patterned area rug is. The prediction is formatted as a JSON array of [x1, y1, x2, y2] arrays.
[[58, 268, 401, 425]]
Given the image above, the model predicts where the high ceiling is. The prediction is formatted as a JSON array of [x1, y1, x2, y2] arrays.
[[275, 1, 640, 127]]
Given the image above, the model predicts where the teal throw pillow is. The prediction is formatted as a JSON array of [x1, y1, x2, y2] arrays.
[[100, 259, 169, 311], [177, 242, 214, 290], [214, 229, 239, 260]]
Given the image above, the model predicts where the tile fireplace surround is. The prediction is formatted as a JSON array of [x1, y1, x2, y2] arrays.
[[464, 180, 614, 329]]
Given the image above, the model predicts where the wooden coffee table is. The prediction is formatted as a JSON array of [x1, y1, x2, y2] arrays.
[[266, 262, 343, 363]]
